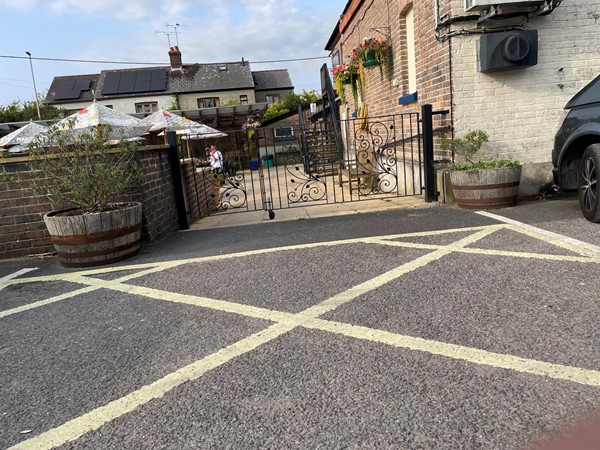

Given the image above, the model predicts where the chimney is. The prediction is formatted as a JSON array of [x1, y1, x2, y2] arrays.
[[169, 46, 182, 70]]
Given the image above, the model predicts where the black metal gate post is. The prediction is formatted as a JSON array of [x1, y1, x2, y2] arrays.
[[167, 131, 189, 230], [421, 104, 436, 202]]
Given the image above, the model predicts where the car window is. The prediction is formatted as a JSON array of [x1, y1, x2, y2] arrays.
[[565, 74, 600, 109]]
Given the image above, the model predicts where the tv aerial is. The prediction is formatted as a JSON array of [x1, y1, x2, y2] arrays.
[[156, 24, 182, 47]]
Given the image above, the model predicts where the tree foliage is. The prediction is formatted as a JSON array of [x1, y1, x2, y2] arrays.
[[261, 90, 321, 122], [0, 96, 64, 123], [30, 125, 142, 213]]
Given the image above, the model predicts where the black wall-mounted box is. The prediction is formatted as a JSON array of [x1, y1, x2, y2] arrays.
[[477, 30, 538, 73]]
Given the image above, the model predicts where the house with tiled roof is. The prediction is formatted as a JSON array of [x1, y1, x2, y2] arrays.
[[252, 70, 294, 105], [44, 47, 294, 130]]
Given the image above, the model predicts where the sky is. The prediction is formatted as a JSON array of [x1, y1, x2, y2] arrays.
[[0, 0, 342, 107]]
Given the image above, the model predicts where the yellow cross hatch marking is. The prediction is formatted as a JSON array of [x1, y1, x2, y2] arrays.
[[5, 223, 600, 449]]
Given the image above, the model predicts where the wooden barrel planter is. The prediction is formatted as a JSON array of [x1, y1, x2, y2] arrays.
[[43, 202, 142, 268], [449, 166, 522, 209]]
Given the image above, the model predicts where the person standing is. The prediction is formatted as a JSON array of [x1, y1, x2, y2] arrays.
[[206, 145, 224, 210], [208, 145, 223, 173]]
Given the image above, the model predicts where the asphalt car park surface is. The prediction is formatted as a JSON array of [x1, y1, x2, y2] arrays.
[[1, 195, 599, 449]]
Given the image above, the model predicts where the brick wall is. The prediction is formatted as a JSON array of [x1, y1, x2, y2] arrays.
[[180, 161, 213, 221], [448, 0, 600, 193], [330, 1, 598, 194], [135, 146, 180, 241], [332, 0, 453, 149], [0, 144, 183, 261], [0, 158, 57, 259]]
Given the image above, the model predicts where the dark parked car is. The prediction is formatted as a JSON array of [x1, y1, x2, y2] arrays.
[[553, 74, 600, 222]]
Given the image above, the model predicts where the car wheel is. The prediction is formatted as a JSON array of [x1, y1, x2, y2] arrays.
[[579, 144, 600, 222]]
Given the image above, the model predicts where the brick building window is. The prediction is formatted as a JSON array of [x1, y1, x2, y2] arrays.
[[331, 50, 340, 68], [274, 126, 294, 141], [135, 102, 158, 114], [239, 95, 249, 105], [198, 97, 220, 108]]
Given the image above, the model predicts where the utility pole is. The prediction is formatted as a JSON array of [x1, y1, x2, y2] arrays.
[[25, 51, 41, 120]]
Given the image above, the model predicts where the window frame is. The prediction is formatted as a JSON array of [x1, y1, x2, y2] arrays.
[[197, 97, 220, 108], [135, 102, 158, 114], [273, 125, 295, 142], [265, 94, 281, 105]]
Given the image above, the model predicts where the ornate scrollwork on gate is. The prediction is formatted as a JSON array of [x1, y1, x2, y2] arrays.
[[351, 120, 398, 195], [218, 172, 247, 210], [283, 152, 327, 204]]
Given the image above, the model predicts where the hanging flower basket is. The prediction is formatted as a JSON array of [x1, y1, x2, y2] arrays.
[[363, 49, 379, 67], [353, 37, 391, 76], [331, 64, 358, 104]]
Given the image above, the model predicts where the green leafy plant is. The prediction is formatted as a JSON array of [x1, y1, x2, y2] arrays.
[[351, 37, 391, 78], [241, 119, 261, 160], [29, 125, 142, 213], [440, 130, 520, 171], [330, 64, 358, 104], [261, 90, 321, 121]]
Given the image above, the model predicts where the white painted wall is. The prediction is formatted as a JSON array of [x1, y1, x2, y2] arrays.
[[55, 96, 175, 115], [449, 0, 600, 193], [178, 90, 256, 109]]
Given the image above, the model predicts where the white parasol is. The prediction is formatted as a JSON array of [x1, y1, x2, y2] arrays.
[[0, 121, 48, 148], [142, 109, 199, 132], [178, 123, 228, 140], [51, 101, 149, 140], [143, 110, 227, 138]]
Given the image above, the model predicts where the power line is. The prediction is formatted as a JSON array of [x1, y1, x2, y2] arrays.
[[0, 54, 330, 66]]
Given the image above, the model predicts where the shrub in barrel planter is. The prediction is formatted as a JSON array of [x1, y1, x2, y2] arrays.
[[30, 125, 143, 267], [441, 130, 522, 209]]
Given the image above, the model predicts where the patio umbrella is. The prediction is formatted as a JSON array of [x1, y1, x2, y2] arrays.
[[143, 109, 226, 137], [0, 121, 48, 148], [142, 109, 201, 133], [178, 123, 228, 140], [51, 101, 149, 140], [145, 110, 226, 158]]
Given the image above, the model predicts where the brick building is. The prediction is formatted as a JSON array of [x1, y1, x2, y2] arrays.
[[325, 0, 599, 195]]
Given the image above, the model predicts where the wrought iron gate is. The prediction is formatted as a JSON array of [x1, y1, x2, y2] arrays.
[[180, 109, 429, 219]]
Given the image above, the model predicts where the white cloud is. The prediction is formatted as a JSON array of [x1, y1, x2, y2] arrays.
[[47, 0, 152, 19], [0, 0, 37, 12]]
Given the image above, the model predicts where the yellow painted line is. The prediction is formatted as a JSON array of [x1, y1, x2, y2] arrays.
[[476, 211, 600, 256], [299, 226, 503, 318], [0, 286, 101, 319], [69, 276, 292, 323], [454, 247, 600, 263], [0, 265, 185, 320], [504, 224, 600, 258], [367, 239, 442, 251], [10, 223, 599, 449], [306, 319, 600, 387], [1, 225, 498, 288], [8, 322, 297, 450]]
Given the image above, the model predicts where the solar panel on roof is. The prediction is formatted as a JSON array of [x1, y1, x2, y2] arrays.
[[102, 69, 168, 95], [151, 69, 167, 80], [102, 73, 121, 95], [149, 78, 167, 91], [137, 71, 152, 81], [54, 80, 76, 100], [119, 72, 136, 93], [134, 78, 151, 92], [54, 78, 93, 100], [74, 79, 91, 92]]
